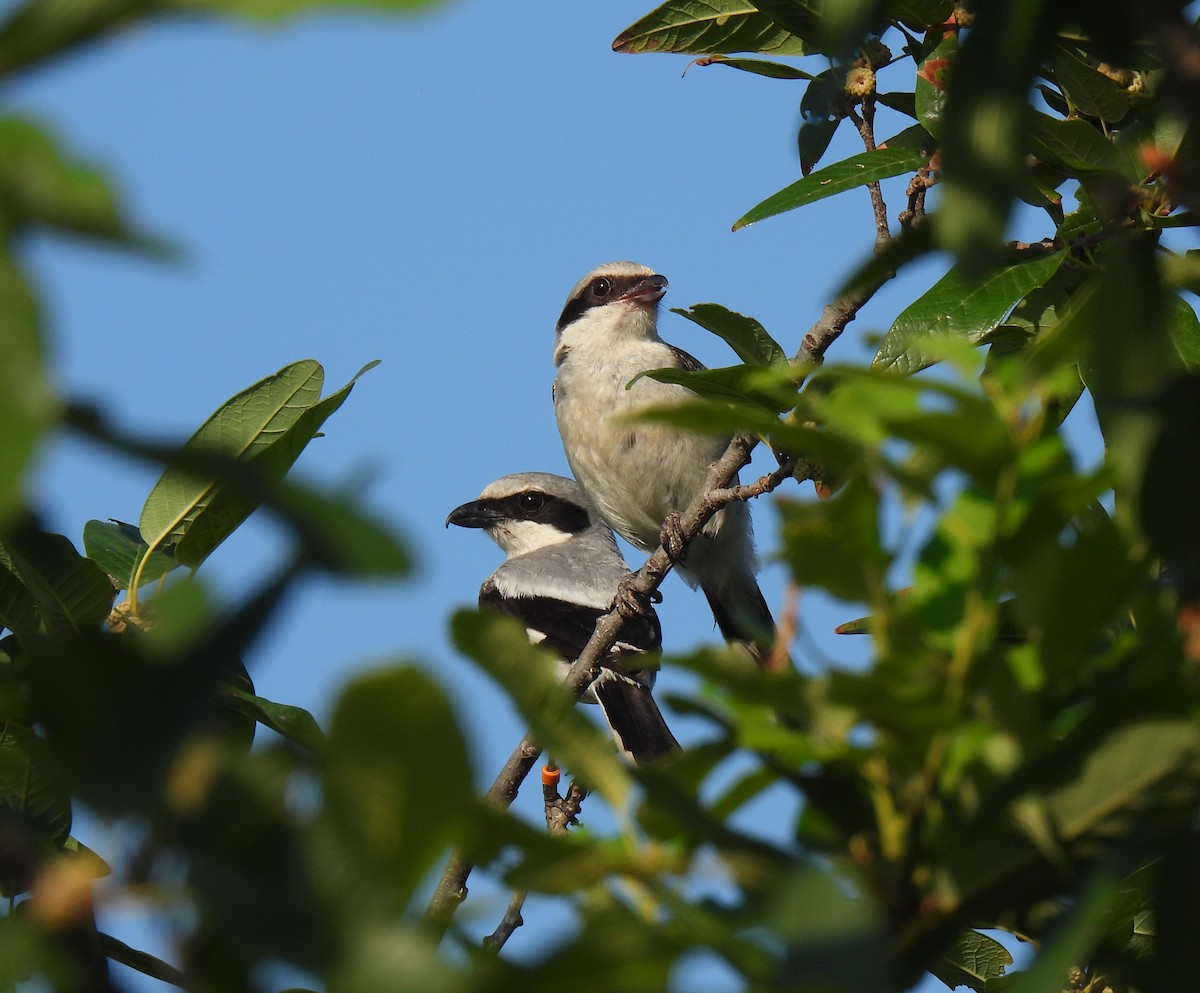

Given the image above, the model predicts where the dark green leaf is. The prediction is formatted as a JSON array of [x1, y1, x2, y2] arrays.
[[1048, 43, 1131, 123], [930, 929, 1013, 991], [320, 665, 472, 914], [672, 303, 787, 366], [876, 90, 917, 119], [887, 0, 953, 30], [745, 0, 824, 47], [635, 363, 798, 414], [0, 248, 50, 525], [1029, 112, 1120, 175], [82, 519, 180, 591], [0, 526, 115, 636], [98, 932, 186, 987], [0, 550, 39, 642], [914, 31, 955, 139], [798, 116, 841, 175], [223, 685, 325, 753], [1167, 294, 1200, 371], [734, 148, 926, 230], [873, 249, 1068, 374], [0, 722, 72, 896], [613, 1, 810, 56]]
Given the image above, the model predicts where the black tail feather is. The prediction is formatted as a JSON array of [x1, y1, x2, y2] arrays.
[[702, 580, 782, 669], [592, 671, 680, 764]]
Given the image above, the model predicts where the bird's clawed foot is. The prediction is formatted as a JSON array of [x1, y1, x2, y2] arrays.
[[616, 573, 661, 619], [659, 512, 688, 561]]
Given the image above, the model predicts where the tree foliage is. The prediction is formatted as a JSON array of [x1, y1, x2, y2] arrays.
[[2, 1, 1200, 992]]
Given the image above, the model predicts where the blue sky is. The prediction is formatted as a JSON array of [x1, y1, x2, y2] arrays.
[[5, 1, 1099, 987]]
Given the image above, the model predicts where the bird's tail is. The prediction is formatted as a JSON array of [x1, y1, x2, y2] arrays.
[[702, 578, 788, 670], [591, 670, 680, 764]]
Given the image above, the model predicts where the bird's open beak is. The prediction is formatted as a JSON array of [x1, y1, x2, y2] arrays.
[[445, 500, 499, 529], [616, 273, 668, 306]]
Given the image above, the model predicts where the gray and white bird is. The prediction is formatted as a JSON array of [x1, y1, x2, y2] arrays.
[[446, 471, 679, 764], [552, 261, 781, 667]]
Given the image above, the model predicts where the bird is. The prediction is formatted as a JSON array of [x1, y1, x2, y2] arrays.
[[552, 261, 783, 668], [446, 471, 679, 764]]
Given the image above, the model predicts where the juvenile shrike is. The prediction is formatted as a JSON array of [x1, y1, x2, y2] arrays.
[[446, 472, 679, 764], [552, 261, 782, 667]]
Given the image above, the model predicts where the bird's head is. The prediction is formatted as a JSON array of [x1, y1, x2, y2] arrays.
[[554, 261, 667, 353], [445, 472, 601, 556]]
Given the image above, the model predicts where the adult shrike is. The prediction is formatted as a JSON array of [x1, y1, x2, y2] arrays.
[[446, 472, 679, 764], [552, 261, 782, 668]]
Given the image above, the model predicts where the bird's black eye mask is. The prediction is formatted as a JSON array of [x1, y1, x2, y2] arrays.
[[496, 491, 591, 533], [555, 273, 662, 335]]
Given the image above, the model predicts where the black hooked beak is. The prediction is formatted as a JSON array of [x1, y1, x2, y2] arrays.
[[616, 273, 668, 305], [445, 499, 500, 529]]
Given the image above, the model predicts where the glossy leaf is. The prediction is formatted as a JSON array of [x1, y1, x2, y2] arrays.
[[82, 519, 180, 591], [929, 929, 1013, 991], [1049, 43, 1130, 123], [672, 303, 786, 366], [734, 148, 926, 230], [873, 249, 1068, 374], [689, 55, 813, 79], [0, 528, 115, 636], [0, 248, 50, 525], [613, 1, 810, 56], [636, 363, 798, 414], [1029, 113, 1120, 175], [320, 665, 472, 913]]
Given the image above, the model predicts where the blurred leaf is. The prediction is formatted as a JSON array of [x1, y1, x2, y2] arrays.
[[0, 117, 161, 250], [0, 248, 51, 526], [930, 929, 1013, 990], [1029, 113, 1121, 174], [672, 304, 787, 366], [0, 526, 115, 637], [141, 359, 377, 571], [635, 363, 798, 414], [873, 249, 1068, 374], [0, 551, 39, 643], [223, 685, 325, 753], [320, 665, 472, 915], [166, 0, 444, 16], [451, 610, 632, 812], [734, 148, 926, 230], [778, 476, 889, 602], [614, 0, 810, 56], [1048, 43, 1131, 123], [689, 55, 813, 79], [82, 519, 180, 591], [0, 723, 72, 896]]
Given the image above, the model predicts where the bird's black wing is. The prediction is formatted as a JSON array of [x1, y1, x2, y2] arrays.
[[479, 579, 661, 663], [668, 344, 707, 373]]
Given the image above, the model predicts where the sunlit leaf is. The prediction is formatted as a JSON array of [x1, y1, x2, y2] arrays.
[[688, 55, 813, 79], [734, 148, 926, 230], [873, 249, 1068, 374], [673, 304, 786, 366], [614, 0, 810, 56], [635, 363, 798, 414]]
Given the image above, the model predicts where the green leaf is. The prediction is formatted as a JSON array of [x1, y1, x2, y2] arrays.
[[97, 932, 185, 988], [0, 117, 161, 249], [930, 929, 1013, 991], [613, 0, 810, 55], [82, 519, 180, 591], [635, 363, 798, 414], [745, 0, 824, 47], [1028, 112, 1120, 175], [0, 722, 72, 896], [1048, 43, 1131, 123], [688, 55, 813, 79], [1167, 294, 1200, 371], [140, 359, 377, 571], [873, 249, 1068, 374], [734, 148, 926, 230], [0, 526, 115, 636], [672, 303, 787, 366], [451, 610, 632, 812], [222, 685, 325, 753], [0, 551, 38, 642], [0, 248, 51, 526], [320, 665, 472, 914], [798, 116, 841, 175], [914, 30, 955, 139]]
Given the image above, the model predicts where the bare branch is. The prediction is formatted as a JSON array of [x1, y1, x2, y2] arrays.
[[482, 889, 528, 953], [846, 95, 891, 249]]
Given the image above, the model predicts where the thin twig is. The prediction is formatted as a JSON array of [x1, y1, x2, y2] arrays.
[[846, 95, 891, 249], [482, 889, 528, 952]]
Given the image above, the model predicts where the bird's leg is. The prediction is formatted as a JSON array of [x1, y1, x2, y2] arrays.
[[615, 573, 661, 619], [659, 511, 688, 562]]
